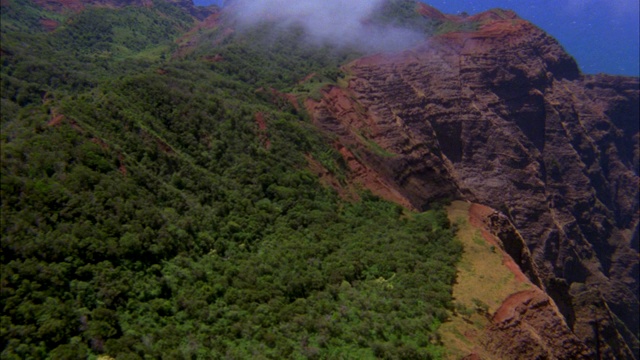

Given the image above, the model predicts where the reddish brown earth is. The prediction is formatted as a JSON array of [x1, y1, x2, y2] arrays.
[[174, 10, 226, 58], [39, 18, 60, 31], [203, 54, 224, 63], [47, 112, 84, 133], [464, 203, 591, 359], [90, 137, 109, 150], [308, 11, 639, 359], [416, 3, 455, 22], [139, 130, 174, 154], [256, 88, 300, 113], [48, 113, 132, 178], [118, 154, 127, 177], [305, 154, 350, 200], [254, 112, 271, 150], [299, 73, 318, 85], [47, 113, 66, 127], [484, 289, 592, 359], [443, 201, 592, 359]]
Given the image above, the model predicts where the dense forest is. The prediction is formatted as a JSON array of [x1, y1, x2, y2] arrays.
[[1, 0, 464, 358]]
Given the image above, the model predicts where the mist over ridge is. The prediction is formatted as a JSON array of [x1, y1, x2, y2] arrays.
[[229, 0, 426, 53]]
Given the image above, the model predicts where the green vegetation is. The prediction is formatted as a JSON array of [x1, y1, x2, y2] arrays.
[[433, 21, 480, 35], [0, 0, 65, 33], [373, 0, 481, 36], [440, 202, 531, 360], [373, 0, 440, 34], [191, 22, 360, 91], [1, 1, 462, 358], [0, 0, 194, 107], [356, 132, 399, 158]]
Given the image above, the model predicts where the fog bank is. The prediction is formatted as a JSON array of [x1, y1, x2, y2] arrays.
[[229, 0, 425, 53]]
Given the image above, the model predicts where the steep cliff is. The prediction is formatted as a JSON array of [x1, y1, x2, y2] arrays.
[[443, 201, 593, 359], [308, 9, 639, 358]]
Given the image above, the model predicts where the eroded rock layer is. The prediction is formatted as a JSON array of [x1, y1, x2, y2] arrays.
[[308, 12, 639, 359]]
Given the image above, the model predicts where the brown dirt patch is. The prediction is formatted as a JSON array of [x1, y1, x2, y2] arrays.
[[254, 112, 270, 149], [416, 3, 454, 22], [90, 137, 109, 150], [305, 154, 354, 202], [40, 18, 60, 32], [141, 130, 173, 154], [255, 112, 267, 131], [298, 72, 317, 85], [273, 90, 299, 111], [47, 114, 65, 127], [336, 144, 415, 210], [173, 11, 230, 58], [491, 289, 538, 323], [203, 54, 224, 63], [118, 154, 127, 177], [47, 112, 84, 132]]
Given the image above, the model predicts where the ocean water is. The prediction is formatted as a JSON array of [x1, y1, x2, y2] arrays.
[[193, 0, 640, 77]]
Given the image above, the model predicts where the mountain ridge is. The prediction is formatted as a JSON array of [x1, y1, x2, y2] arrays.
[[1, 0, 638, 358]]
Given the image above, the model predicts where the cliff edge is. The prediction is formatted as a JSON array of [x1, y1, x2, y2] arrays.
[[308, 10, 639, 358]]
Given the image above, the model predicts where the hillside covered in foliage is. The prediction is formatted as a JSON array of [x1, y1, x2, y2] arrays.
[[1, 0, 464, 358]]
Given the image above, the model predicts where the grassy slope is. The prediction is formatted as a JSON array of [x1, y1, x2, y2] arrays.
[[441, 201, 532, 359]]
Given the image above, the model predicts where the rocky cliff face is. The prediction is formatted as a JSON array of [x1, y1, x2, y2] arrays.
[[308, 10, 639, 359]]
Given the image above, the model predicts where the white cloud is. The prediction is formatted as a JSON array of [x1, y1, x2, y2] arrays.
[[229, 0, 425, 53]]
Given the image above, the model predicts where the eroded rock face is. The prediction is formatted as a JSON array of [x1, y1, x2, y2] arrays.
[[484, 290, 592, 359], [308, 13, 639, 358]]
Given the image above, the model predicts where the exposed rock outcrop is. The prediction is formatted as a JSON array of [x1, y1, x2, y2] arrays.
[[308, 11, 639, 358], [484, 289, 592, 359], [485, 211, 545, 289]]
